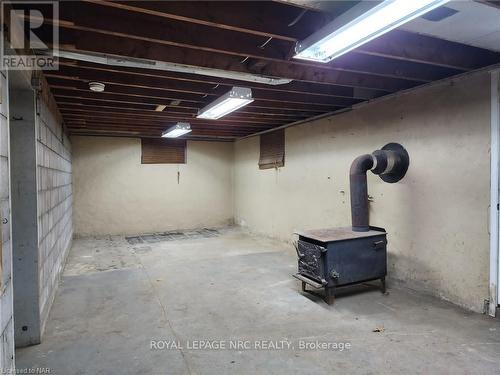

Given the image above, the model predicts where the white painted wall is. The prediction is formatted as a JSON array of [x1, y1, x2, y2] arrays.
[[72, 137, 234, 236], [234, 72, 491, 313]]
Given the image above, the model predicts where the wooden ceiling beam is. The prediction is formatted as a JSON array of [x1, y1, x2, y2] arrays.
[[53, 93, 342, 113], [68, 128, 246, 138], [51, 84, 207, 104], [47, 62, 379, 100], [57, 60, 385, 99], [56, 2, 500, 72], [56, 103, 320, 119], [79, 0, 334, 41], [70, 34, 422, 92], [55, 100, 324, 120], [54, 4, 464, 83], [60, 110, 305, 125], [46, 28, 424, 92], [48, 21, 456, 85], [68, 129, 238, 140], [356, 30, 500, 71], [66, 122, 262, 132], [66, 122, 267, 136], [56, 99, 295, 125], [61, 113, 290, 127], [65, 118, 269, 130], [48, 80, 361, 108], [61, 109, 288, 126]]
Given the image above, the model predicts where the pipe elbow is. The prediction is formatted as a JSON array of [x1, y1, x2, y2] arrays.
[[350, 154, 374, 176]]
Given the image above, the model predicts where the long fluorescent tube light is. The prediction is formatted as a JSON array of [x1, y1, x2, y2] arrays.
[[53, 50, 292, 86], [162, 122, 192, 138], [294, 0, 450, 63], [196, 87, 253, 120]]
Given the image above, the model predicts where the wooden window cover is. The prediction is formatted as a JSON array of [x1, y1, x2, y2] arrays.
[[259, 129, 285, 169], [141, 138, 186, 164]]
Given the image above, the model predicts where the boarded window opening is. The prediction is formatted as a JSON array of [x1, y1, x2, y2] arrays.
[[141, 138, 186, 164], [259, 129, 285, 169]]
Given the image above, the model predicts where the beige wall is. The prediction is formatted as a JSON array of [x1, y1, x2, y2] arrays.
[[234, 72, 491, 312], [72, 137, 233, 236]]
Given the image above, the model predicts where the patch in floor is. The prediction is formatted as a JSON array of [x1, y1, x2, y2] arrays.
[[126, 228, 219, 245]]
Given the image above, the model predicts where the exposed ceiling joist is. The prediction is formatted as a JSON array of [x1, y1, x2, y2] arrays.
[[81, 0, 336, 41], [14, 0, 500, 139], [51, 60, 385, 99]]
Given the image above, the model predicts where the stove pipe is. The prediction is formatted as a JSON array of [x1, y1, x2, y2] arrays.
[[350, 143, 410, 232]]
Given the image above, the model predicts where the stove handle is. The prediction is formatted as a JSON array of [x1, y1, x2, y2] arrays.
[[372, 240, 386, 250]]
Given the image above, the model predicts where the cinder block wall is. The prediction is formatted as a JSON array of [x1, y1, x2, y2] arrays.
[[0, 70, 14, 370], [36, 79, 73, 332]]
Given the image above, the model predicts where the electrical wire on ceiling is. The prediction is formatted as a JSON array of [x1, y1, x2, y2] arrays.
[[288, 8, 308, 26], [259, 37, 274, 49]]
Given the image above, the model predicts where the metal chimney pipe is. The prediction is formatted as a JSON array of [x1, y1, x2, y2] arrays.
[[349, 143, 410, 232], [350, 154, 374, 232]]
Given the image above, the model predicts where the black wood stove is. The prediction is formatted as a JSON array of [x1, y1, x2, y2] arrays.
[[294, 143, 410, 305]]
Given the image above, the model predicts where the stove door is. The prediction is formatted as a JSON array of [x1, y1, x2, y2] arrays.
[[296, 240, 326, 284]]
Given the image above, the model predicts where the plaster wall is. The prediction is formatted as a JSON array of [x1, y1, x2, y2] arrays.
[[233, 72, 491, 312], [72, 137, 234, 236]]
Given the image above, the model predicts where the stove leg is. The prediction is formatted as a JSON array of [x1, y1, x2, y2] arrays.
[[301, 281, 306, 292], [325, 287, 335, 305], [380, 277, 386, 294]]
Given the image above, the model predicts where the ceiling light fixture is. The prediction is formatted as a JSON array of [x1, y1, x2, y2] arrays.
[[294, 0, 450, 63], [197, 87, 253, 120], [155, 104, 167, 112], [161, 122, 192, 138], [89, 81, 105, 92]]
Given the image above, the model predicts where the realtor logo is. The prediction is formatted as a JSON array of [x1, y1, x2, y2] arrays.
[[0, 1, 59, 70]]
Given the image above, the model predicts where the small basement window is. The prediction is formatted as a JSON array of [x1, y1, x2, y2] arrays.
[[141, 138, 186, 164], [259, 129, 285, 169]]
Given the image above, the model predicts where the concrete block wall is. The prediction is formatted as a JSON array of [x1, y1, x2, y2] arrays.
[[0, 70, 14, 370], [36, 79, 72, 332]]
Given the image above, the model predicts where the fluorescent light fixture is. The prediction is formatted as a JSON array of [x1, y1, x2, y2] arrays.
[[161, 122, 192, 138], [197, 87, 253, 120], [155, 104, 167, 112], [294, 0, 450, 63]]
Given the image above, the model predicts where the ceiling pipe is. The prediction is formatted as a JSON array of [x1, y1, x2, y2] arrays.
[[350, 143, 410, 232]]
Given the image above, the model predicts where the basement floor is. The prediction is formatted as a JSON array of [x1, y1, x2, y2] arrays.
[[16, 228, 500, 375]]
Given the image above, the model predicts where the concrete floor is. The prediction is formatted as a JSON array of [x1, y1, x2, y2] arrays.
[[16, 228, 500, 374]]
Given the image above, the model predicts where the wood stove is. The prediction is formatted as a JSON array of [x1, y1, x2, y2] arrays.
[[294, 143, 409, 305]]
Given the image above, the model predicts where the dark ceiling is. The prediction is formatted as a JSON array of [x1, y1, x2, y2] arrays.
[[21, 0, 500, 139]]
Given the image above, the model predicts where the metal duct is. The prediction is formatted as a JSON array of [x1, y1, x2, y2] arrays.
[[350, 143, 409, 232], [52, 50, 293, 86]]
